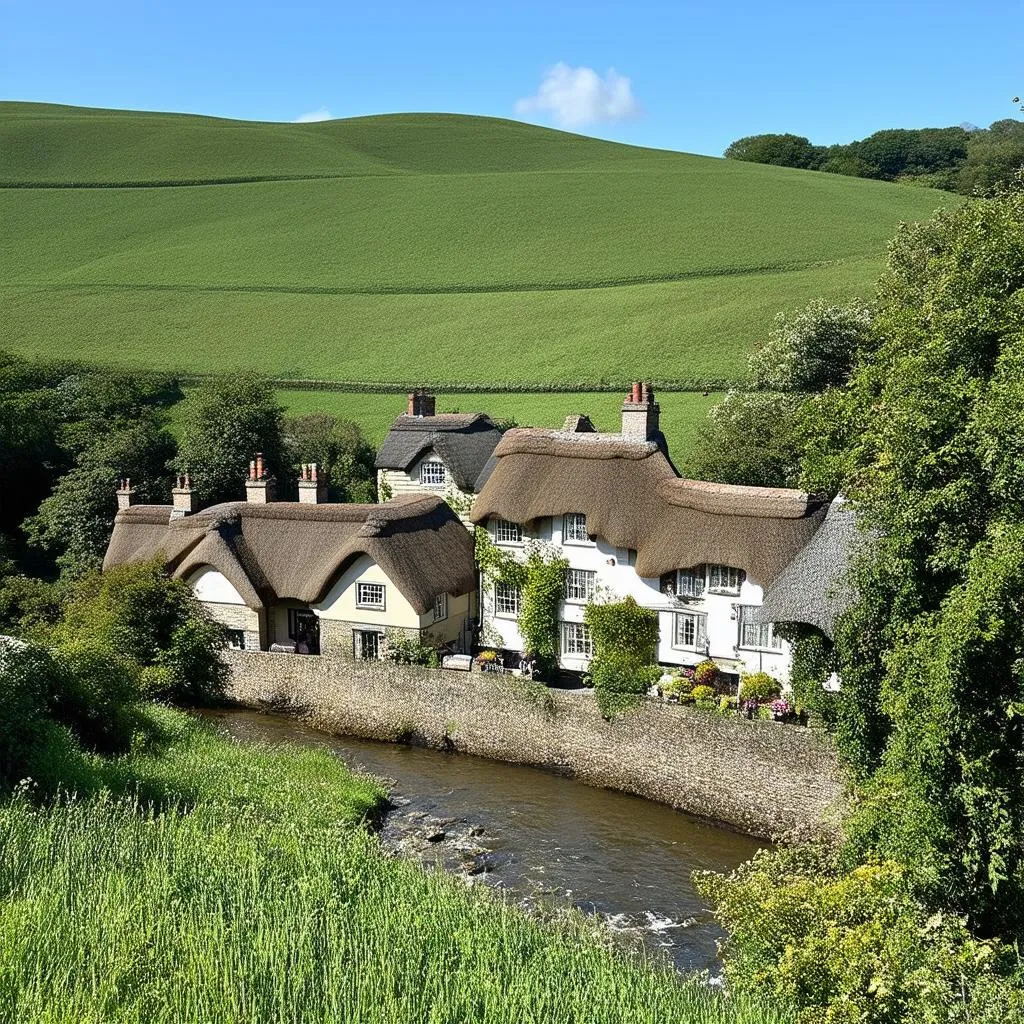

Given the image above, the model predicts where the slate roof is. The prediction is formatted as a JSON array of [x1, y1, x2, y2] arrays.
[[752, 499, 863, 638], [375, 413, 503, 493]]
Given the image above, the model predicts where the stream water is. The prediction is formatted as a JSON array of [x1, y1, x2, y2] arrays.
[[201, 708, 765, 972]]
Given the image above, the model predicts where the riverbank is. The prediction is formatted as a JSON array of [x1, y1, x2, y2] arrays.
[[0, 706, 784, 1023]]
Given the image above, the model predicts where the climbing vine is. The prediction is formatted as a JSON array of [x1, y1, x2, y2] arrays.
[[475, 528, 566, 677], [773, 623, 837, 724], [584, 595, 661, 718]]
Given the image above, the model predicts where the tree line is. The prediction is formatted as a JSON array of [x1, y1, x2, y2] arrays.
[[724, 119, 1024, 194]]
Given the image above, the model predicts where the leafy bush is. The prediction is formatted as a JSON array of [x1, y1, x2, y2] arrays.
[[739, 672, 782, 703], [689, 683, 717, 709], [385, 631, 440, 668], [584, 597, 661, 718], [694, 659, 720, 688], [0, 642, 54, 787]]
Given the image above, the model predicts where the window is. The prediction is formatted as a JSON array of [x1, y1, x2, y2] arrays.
[[673, 611, 707, 650], [226, 629, 245, 650], [737, 605, 783, 650], [287, 609, 321, 655], [494, 581, 521, 617], [563, 513, 590, 543], [356, 582, 386, 610], [675, 567, 705, 598], [564, 568, 596, 603], [433, 593, 448, 622], [707, 564, 745, 595], [354, 629, 382, 660], [493, 518, 523, 544], [419, 460, 446, 486], [561, 621, 593, 658]]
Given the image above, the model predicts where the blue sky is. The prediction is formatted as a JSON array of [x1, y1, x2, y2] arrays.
[[1, 1, 1020, 156]]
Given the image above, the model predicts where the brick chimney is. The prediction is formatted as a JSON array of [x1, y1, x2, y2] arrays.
[[116, 478, 137, 511], [171, 473, 198, 518], [297, 463, 328, 504], [406, 389, 436, 418], [244, 452, 275, 504], [621, 381, 660, 441]]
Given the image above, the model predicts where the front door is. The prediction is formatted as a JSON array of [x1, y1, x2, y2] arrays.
[[354, 629, 382, 661]]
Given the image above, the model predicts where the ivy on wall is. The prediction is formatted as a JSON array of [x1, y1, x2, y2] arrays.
[[584, 595, 661, 718]]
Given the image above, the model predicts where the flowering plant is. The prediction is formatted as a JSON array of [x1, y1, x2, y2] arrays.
[[770, 698, 793, 720]]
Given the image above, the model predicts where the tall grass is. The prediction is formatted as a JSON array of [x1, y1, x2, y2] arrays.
[[0, 709, 784, 1023]]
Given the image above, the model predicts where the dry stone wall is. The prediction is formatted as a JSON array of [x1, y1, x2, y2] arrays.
[[224, 650, 845, 839]]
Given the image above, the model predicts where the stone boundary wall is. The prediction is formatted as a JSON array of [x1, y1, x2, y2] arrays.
[[224, 651, 845, 839]]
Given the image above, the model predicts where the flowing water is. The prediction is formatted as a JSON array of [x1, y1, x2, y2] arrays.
[[201, 708, 765, 972]]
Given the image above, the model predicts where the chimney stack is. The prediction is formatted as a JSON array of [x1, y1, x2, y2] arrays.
[[621, 381, 661, 441], [406, 389, 436, 418], [297, 462, 329, 504], [171, 473, 199, 518], [116, 478, 137, 511], [245, 452, 275, 504]]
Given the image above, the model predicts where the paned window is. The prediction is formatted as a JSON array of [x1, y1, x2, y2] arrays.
[[226, 629, 245, 650], [707, 564, 745, 595], [493, 518, 523, 544], [354, 629, 382, 660], [563, 513, 590, 543], [356, 582, 386, 610], [675, 567, 705, 598], [737, 605, 783, 650], [433, 593, 448, 622], [419, 460, 446, 486], [494, 582, 521, 617], [564, 568, 596, 602], [561, 621, 593, 658], [673, 611, 707, 650]]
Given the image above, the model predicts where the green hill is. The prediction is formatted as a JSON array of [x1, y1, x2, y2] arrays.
[[1, 102, 950, 389]]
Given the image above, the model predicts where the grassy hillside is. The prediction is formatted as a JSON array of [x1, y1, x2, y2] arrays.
[[0, 102, 950, 389]]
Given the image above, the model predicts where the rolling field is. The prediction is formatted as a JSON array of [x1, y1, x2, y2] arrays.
[[0, 102, 950, 388]]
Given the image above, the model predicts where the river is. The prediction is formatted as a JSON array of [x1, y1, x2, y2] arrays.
[[201, 708, 765, 972]]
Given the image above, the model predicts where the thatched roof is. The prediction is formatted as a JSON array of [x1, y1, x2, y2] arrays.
[[104, 494, 476, 615], [471, 428, 829, 588], [753, 500, 863, 638], [375, 412, 503, 492]]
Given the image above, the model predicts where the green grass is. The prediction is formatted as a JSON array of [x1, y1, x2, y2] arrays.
[[0, 707, 783, 1023], [0, 102, 951, 387]]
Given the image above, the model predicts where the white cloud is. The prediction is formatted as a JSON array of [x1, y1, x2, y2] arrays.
[[515, 63, 641, 128], [293, 107, 333, 123]]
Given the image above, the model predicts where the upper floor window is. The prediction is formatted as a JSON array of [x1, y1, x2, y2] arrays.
[[561, 621, 593, 658], [419, 460, 446, 486], [707, 564, 745, 595], [433, 593, 448, 622], [673, 611, 707, 650], [737, 605, 783, 650], [675, 567, 705, 598], [564, 568, 596, 603], [494, 581, 521, 617], [356, 582, 386, 610], [562, 513, 590, 544], [493, 518, 523, 545]]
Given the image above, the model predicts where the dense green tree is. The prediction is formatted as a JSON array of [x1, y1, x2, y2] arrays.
[[174, 375, 285, 505], [283, 412, 377, 502], [724, 133, 823, 168]]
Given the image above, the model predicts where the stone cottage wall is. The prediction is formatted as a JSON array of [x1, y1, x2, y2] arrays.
[[224, 651, 845, 839]]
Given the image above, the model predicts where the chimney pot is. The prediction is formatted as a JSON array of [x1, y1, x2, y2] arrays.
[[630, 381, 641, 404], [171, 471, 198, 518]]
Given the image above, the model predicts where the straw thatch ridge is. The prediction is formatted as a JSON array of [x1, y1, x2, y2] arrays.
[[471, 426, 831, 589], [753, 500, 864, 638], [375, 412, 503, 492], [104, 494, 476, 616]]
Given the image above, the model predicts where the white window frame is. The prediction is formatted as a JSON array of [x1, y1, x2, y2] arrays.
[[737, 604, 783, 651], [564, 568, 596, 603], [354, 629, 383, 660], [560, 621, 593, 658], [419, 459, 446, 486], [494, 581, 521, 617], [433, 593, 448, 622], [492, 518, 523, 545], [707, 564, 745, 596], [673, 611, 708, 651], [675, 567, 705, 599], [562, 513, 591, 545], [356, 581, 386, 610]]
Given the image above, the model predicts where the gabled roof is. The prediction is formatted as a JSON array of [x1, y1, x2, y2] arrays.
[[752, 500, 863, 639], [375, 412, 503, 492], [103, 494, 476, 616], [470, 427, 829, 589]]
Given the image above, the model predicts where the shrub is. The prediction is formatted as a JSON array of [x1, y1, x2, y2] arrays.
[[694, 659, 720, 688], [589, 653, 660, 717], [385, 631, 440, 668], [0, 642, 53, 787], [584, 597, 661, 718], [739, 672, 782, 703], [690, 683, 717, 709]]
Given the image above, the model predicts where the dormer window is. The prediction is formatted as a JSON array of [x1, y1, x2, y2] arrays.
[[707, 565, 745, 595], [493, 518, 523, 545], [676, 567, 705, 598], [562, 513, 590, 544], [419, 460, 446, 486]]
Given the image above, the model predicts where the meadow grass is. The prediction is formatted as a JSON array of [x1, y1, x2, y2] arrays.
[[0, 708, 785, 1023], [0, 102, 950, 387]]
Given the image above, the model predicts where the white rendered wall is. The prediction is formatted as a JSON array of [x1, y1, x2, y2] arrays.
[[187, 567, 246, 605], [315, 554, 420, 628]]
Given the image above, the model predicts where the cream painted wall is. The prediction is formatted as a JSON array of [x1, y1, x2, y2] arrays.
[[418, 590, 474, 647], [187, 567, 246, 605], [314, 554, 421, 628]]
